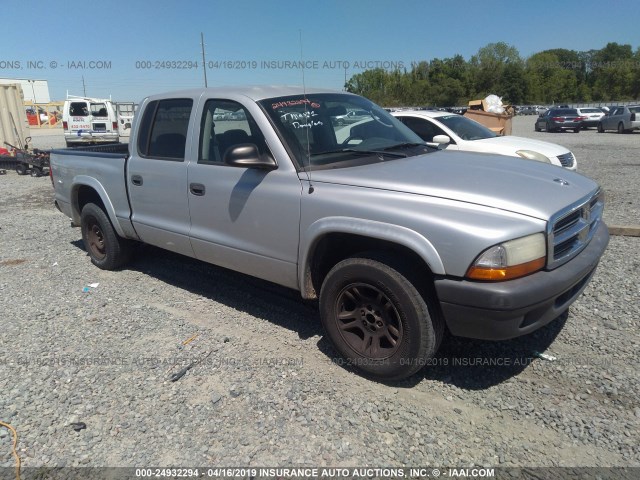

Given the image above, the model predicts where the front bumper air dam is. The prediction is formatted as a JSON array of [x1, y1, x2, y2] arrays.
[[434, 221, 609, 340]]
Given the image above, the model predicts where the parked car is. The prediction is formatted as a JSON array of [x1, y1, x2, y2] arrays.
[[518, 106, 537, 115], [392, 110, 577, 170], [575, 108, 605, 128], [62, 96, 119, 147], [597, 105, 640, 133], [535, 108, 583, 133], [535, 105, 548, 115], [50, 86, 608, 381], [519, 105, 547, 116]]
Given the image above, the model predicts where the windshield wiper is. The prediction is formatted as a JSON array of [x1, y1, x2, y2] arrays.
[[311, 148, 407, 158], [384, 142, 427, 149], [384, 142, 438, 152]]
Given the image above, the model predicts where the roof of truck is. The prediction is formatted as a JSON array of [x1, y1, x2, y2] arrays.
[[144, 86, 345, 102]]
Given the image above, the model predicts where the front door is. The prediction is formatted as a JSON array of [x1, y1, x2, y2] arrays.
[[187, 98, 302, 289]]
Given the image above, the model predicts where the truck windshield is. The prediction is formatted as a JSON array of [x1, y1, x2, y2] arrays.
[[259, 93, 428, 170]]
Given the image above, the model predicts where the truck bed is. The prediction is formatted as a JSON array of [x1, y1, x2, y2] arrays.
[[50, 142, 136, 239]]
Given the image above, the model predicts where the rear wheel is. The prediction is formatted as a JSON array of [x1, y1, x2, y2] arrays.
[[15, 163, 27, 175], [534, 123, 541, 132], [546, 121, 554, 132], [618, 122, 626, 134], [574, 128, 580, 133], [80, 203, 133, 270], [597, 123, 604, 133], [319, 253, 443, 381]]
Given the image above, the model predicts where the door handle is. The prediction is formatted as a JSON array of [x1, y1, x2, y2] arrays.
[[131, 175, 143, 186], [190, 183, 206, 196]]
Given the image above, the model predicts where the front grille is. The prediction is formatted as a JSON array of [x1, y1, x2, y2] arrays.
[[547, 189, 604, 269], [557, 152, 575, 167]]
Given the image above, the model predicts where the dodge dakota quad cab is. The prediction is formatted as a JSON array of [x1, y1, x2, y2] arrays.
[[50, 87, 609, 381]]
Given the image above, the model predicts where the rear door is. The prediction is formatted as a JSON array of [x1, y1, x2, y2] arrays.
[[604, 107, 622, 130], [88, 101, 111, 134], [127, 97, 195, 257], [186, 98, 302, 289], [67, 101, 91, 134]]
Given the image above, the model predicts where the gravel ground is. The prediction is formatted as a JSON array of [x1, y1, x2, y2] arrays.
[[1, 119, 639, 471]]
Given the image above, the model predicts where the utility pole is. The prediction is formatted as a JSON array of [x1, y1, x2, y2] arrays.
[[201, 32, 208, 88], [82, 76, 87, 96]]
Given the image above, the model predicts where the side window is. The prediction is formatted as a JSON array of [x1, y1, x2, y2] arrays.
[[613, 108, 623, 116], [199, 99, 268, 164], [401, 117, 447, 143], [138, 98, 193, 160]]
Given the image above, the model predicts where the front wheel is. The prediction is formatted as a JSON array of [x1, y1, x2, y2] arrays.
[[80, 203, 133, 270], [319, 254, 443, 381]]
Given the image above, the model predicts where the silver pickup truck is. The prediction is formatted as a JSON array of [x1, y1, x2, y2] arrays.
[[51, 87, 609, 381]]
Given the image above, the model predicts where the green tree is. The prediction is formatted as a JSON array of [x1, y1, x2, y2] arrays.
[[591, 43, 635, 100], [525, 52, 577, 103], [469, 42, 523, 98]]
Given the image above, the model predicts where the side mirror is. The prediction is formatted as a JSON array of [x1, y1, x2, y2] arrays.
[[432, 135, 451, 146], [224, 144, 277, 170]]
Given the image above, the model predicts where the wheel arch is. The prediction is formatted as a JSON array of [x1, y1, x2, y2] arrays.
[[71, 176, 126, 237], [299, 217, 445, 299]]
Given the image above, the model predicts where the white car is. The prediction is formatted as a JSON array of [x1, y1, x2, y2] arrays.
[[392, 110, 577, 170], [575, 107, 605, 129]]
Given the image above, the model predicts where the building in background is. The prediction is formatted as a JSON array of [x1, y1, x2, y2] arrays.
[[0, 78, 51, 103]]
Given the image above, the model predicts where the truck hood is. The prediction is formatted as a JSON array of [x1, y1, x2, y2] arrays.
[[306, 150, 598, 220]]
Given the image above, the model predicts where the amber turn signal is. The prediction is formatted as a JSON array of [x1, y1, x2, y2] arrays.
[[466, 257, 546, 281]]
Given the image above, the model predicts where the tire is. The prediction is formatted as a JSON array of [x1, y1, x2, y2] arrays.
[[618, 122, 625, 134], [30, 166, 43, 177], [546, 121, 553, 132], [534, 123, 541, 132], [319, 253, 443, 381], [574, 128, 580, 133], [597, 123, 604, 133], [15, 163, 27, 175], [80, 203, 133, 270]]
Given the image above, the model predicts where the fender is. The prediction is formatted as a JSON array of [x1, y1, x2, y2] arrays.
[[70, 175, 127, 238], [299, 216, 445, 296]]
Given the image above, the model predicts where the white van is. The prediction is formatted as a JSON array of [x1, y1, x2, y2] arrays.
[[62, 96, 119, 147]]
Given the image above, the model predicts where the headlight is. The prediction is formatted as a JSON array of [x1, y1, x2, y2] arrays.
[[466, 233, 546, 281], [516, 150, 551, 163]]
